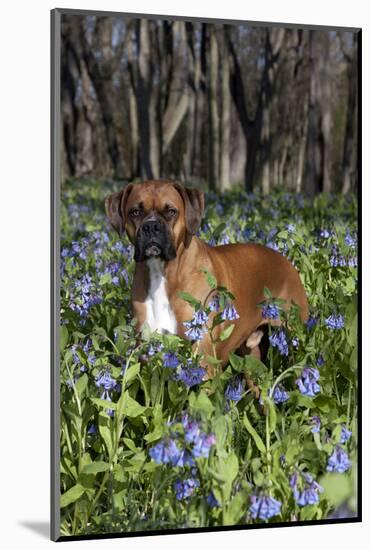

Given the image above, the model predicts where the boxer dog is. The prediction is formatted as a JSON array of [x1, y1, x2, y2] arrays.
[[105, 180, 308, 380]]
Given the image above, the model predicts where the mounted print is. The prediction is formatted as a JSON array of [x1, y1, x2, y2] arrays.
[[51, 8, 361, 541]]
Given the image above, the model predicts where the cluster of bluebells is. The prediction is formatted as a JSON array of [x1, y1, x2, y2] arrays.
[[325, 313, 345, 330], [95, 369, 120, 417], [296, 367, 321, 397], [176, 359, 206, 387], [270, 384, 289, 404], [71, 339, 96, 371], [225, 376, 244, 403], [327, 446, 351, 473], [183, 310, 209, 342], [249, 493, 282, 520], [149, 414, 216, 469], [68, 274, 103, 320], [290, 471, 323, 507], [174, 476, 200, 500], [262, 303, 280, 320], [269, 328, 289, 356]]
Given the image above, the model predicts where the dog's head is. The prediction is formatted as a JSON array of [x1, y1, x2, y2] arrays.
[[105, 180, 204, 262]]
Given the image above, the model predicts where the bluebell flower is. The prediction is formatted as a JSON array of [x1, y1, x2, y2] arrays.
[[310, 416, 321, 433], [327, 446, 351, 473], [177, 365, 206, 387], [192, 433, 216, 459], [340, 425, 352, 444], [163, 351, 179, 368], [209, 294, 221, 312], [271, 384, 289, 404], [225, 376, 244, 402], [296, 367, 321, 397], [181, 415, 201, 443], [286, 223, 296, 233], [174, 477, 200, 500], [183, 324, 207, 341], [87, 423, 97, 435], [95, 371, 117, 391], [262, 303, 280, 320], [220, 233, 230, 245], [221, 303, 239, 321], [306, 315, 319, 330], [319, 229, 330, 239], [291, 337, 299, 349], [147, 342, 164, 356], [250, 494, 282, 520], [149, 439, 182, 466], [316, 354, 325, 367], [344, 230, 356, 249], [207, 491, 221, 508], [269, 328, 289, 356], [325, 313, 344, 330], [267, 241, 280, 252], [293, 473, 324, 507], [193, 310, 209, 325]]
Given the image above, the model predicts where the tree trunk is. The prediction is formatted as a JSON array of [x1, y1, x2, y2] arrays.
[[220, 27, 231, 192], [342, 33, 358, 194], [208, 26, 220, 190]]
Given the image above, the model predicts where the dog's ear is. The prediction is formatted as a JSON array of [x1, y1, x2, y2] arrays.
[[105, 184, 133, 237], [173, 182, 205, 236]]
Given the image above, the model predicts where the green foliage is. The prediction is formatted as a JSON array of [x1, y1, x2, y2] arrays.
[[59, 180, 358, 536]]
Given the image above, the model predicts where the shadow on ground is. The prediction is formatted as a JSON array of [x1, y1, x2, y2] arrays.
[[18, 521, 49, 539]]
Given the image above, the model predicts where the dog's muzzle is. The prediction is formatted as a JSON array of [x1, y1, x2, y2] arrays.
[[134, 217, 176, 262]]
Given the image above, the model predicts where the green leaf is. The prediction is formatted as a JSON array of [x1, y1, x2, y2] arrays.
[[177, 291, 201, 308], [98, 413, 114, 459], [200, 268, 217, 289], [319, 473, 352, 507], [91, 397, 117, 411], [243, 413, 266, 454], [118, 392, 147, 418], [219, 324, 235, 342], [81, 461, 110, 475], [265, 397, 277, 433], [99, 272, 112, 285], [75, 373, 88, 397], [60, 326, 69, 351], [123, 362, 140, 386], [60, 484, 85, 508]]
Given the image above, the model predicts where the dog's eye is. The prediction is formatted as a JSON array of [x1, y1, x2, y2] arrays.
[[166, 208, 178, 217], [130, 208, 142, 218]]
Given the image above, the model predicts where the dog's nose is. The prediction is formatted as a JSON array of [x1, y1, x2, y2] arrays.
[[142, 219, 161, 235]]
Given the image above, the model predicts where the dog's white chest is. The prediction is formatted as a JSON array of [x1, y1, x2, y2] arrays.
[[143, 258, 177, 335]]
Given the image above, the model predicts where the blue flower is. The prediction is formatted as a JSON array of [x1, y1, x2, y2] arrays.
[[174, 477, 200, 500], [340, 425, 352, 444], [177, 365, 206, 387], [306, 315, 319, 330], [249, 494, 282, 520], [344, 230, 356, 249], [325, 313, 344, 330], [149, 439, 182, 466], [292, 473, 323, 507], [87, 423, 97, 435], [327, 446, 351, 473], [316, 354, 325, 367], [221, 303, 239, 321], [192, 433, 216, 459], [181, 415, 201, 444], [163, 352, 179, 368], [262, 303, 280, 320], [296, 367, 321, 397], [207, 491, 221, 508], [271, 384, 289, 404], [209, 294, 221, 312], [269, 328, 289, 356], [310, 416, 321, 433], [319, 229, 330, 239], [286, 223, 296, 233], [225, 376, 244, 402], [95, 371, 117, 391]]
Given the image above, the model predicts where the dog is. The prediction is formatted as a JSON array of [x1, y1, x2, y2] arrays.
[[105, 180, 308, 380]]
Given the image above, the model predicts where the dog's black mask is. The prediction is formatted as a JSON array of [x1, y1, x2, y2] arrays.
[[134, 217, 177, 262]]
